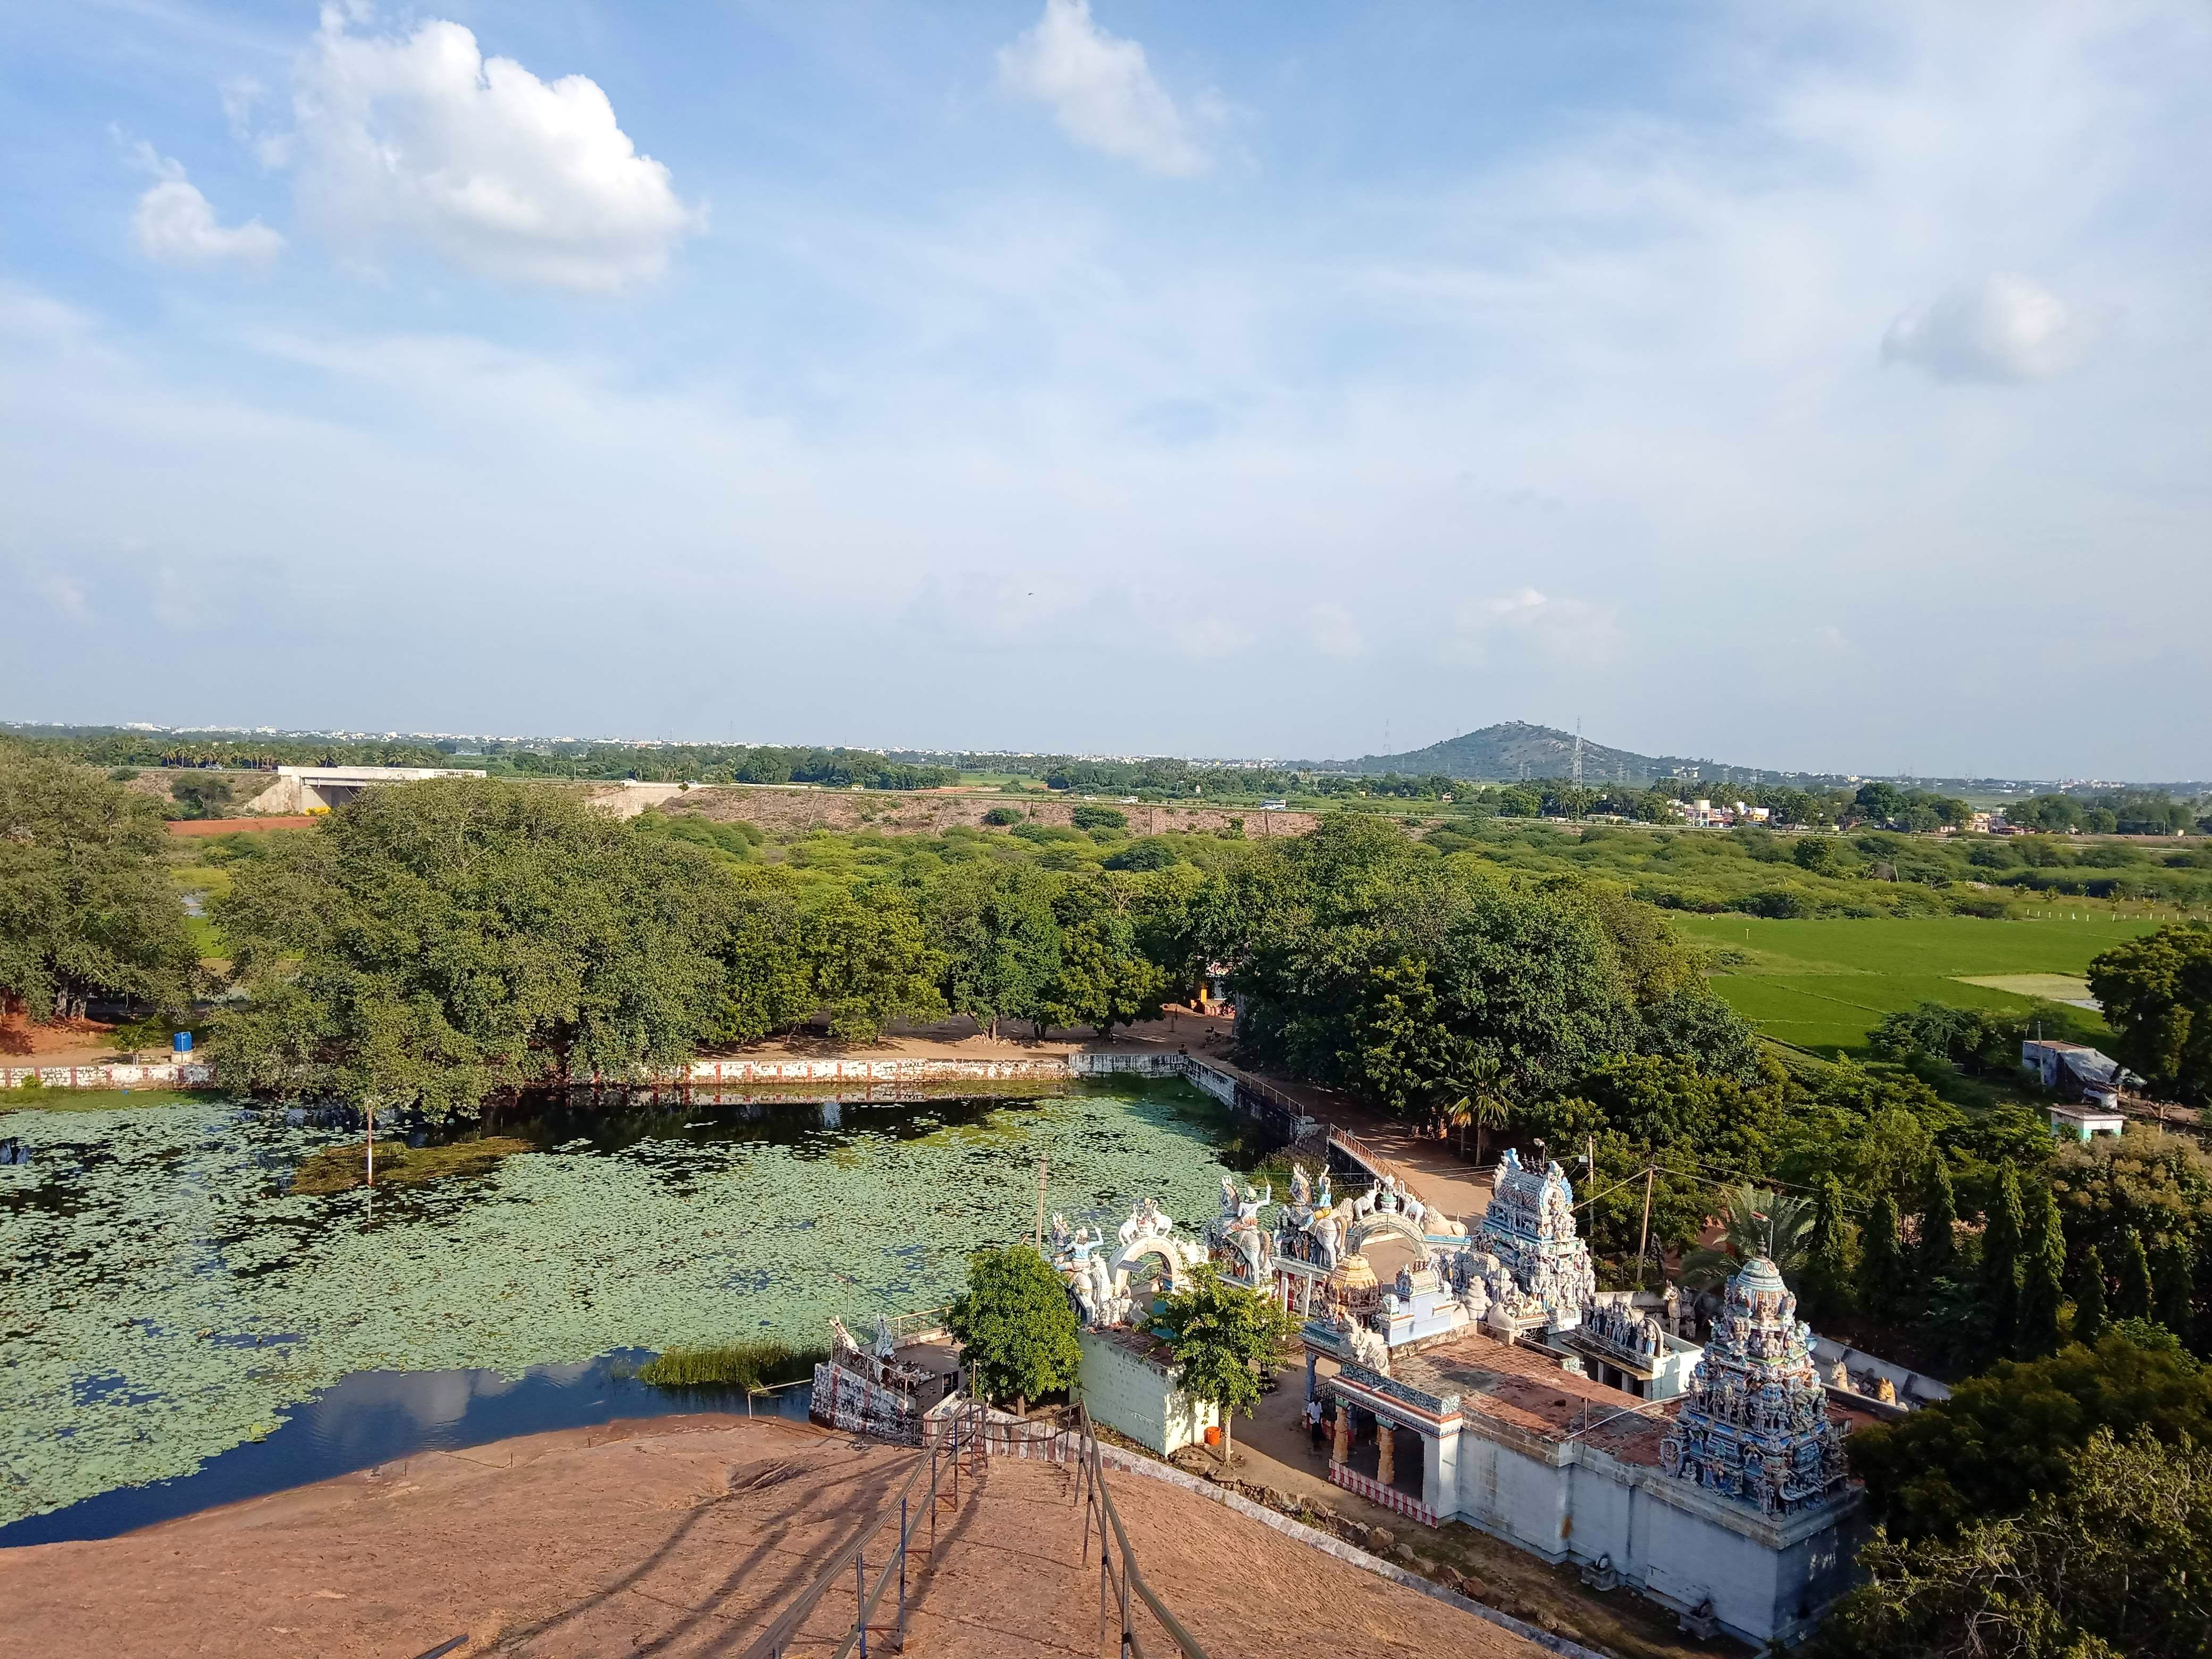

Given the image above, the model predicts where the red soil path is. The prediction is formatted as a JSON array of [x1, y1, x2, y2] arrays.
[[0, 1417, 1543, 1659]]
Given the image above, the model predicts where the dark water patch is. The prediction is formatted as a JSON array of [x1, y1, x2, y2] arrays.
[[0, 1351, 808, 1548]]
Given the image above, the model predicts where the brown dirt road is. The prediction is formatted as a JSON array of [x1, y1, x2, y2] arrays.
[[0, 1416, 1545, 1659]]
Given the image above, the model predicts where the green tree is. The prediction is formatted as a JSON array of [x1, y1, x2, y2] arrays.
[[2049, 1127, 2212, 1281], [2088, 923, 2212, 1105], [1825, 1428, 2212, 1659], [944, 1245, 1082, 1415], [1800, 1175, 1855, 1321], [0, 753, 199, 1023], [1153, 1263, 1298, 1461], [1983, 1165, 2026, 1360], [1857, 1192, 1909, 1321], [212, 779, 757, 1120], [2116, 1229, 2155, 1322], [1683, 1184, 1816, 1287], [799, 886, 947, 1042], [1035, 878, 1168, 1037], [2154, 1241, 2197, 1342], [1917, 1154, 1958, 1283], [1849, 1330, 2212, 1543], [2073, 1246, 2108, 1348], [928, 863, 1061, 1038], [2018, 1184, 2066, 1360]]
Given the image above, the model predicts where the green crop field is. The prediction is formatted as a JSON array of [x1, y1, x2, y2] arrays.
[[1669, 914, 2161, 1055]]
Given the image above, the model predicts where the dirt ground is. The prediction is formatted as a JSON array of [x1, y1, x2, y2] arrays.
[[0, 1415, 1546, 1659], [586, 781, 1319, 840]]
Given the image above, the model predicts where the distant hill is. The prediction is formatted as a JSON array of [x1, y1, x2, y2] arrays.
[[1323, 721, 1799, 786]]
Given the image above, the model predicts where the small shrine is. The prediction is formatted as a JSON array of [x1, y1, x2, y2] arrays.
[[1659, 1255, 1849, 1516]]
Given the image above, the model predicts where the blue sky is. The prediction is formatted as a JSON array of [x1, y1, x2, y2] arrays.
[[3, 2, 2207, 776]]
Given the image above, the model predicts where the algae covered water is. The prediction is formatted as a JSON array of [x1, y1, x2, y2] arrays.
[[0, 1082, 1241, 1531]]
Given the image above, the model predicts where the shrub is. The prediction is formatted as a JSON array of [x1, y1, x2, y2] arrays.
[[1070, 805, 1127, 831], [981, 806, 1024, 826]]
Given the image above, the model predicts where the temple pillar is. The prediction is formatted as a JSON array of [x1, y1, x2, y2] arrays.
[[1376, 1417, 1396, 1487], [1304, 1350, 1318, 1404], [1331, 1400, 1351, 1466]]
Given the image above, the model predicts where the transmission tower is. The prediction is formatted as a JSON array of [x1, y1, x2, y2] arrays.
[[1572, 720, 1584, 791]]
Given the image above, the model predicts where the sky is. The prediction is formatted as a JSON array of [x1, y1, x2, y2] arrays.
[[2, 1, 2208, 778]]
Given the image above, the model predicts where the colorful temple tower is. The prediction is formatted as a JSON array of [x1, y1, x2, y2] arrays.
[[1477, 1148, 1596, 1334], [1660, 1255, 1848, 1516]]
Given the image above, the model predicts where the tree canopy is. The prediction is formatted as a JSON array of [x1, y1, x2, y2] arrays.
[[2090, 924, 2212, 1105], [944, 1245, 1082, 1413], [0, 751, 198, 1021]]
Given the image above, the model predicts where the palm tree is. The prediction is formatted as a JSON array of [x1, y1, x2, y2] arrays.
[[1443, 1091, 1514, 1165], [1680, 1184, 1817, 1289]]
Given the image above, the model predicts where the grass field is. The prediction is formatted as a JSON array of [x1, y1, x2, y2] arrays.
[[1670, 914, 2160, 1055]]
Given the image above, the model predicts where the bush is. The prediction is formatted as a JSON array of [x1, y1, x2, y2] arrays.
[[981, 806, 1024, 827], [1104, 838, 1177, 872], [1070, 805, 1127, 831]]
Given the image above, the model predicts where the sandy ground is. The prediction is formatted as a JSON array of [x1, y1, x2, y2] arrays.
[[0, 1415, 1544, 1659]]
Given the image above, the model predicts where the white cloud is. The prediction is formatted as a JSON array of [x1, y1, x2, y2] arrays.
[[1307, 602, 1367, 660], [286, 10, 701, 290], [996, 0, 1210, 177], [1452, 588, 1621, 665], [29, 569, 90, 621], [129, 147, 284, 269], [1881, 273, 2088, 383]]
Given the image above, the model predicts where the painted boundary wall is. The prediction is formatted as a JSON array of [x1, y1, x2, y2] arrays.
[[2, 1062, 215, 1090]]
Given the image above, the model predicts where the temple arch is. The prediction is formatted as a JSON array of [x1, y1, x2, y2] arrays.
[[1345, 1210, 1432, 1269]]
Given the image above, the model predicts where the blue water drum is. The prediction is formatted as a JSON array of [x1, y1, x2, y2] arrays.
[[172, 1032, 193, 1054]]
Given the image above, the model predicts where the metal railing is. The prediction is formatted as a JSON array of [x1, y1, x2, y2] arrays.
[[746, 1401, 989, 1659], [1072, 1406, 1210, 1659]]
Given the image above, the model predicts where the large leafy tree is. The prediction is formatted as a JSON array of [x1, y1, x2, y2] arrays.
[[1035, 876, 1167, 1037], [211, 780, 756, 1119], [1848, 1331, 2212, 1543], [1153, 1263, 1298, 1460], [2089, 923, 2212, 1105], [1207, 816, 1745, 1117], [945, 1245, 1082, 1414], [1824, 1428, 2212, 1659], [0, 752, 197, 1021], [927, 862, 1061, 1037], [797, 885, 946, 1042]]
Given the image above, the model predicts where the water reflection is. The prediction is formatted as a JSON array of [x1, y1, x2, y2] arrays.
[[0, 1351, 806, 1548]]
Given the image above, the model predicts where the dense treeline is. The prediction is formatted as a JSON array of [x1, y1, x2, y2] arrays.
[[487, 742, 958, 790], [1426, 818, 2212, 916], [207, 780, 1188, 1116], [7, 728, 450, 771]]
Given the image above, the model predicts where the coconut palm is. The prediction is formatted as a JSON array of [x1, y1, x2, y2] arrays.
[[1680, 1184, 1817, 1289]]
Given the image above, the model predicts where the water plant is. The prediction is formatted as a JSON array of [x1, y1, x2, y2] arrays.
[[289, 1136, 534, 1194], [636, 1340, 823, 1391], [0, 1082, 1234, 1525]]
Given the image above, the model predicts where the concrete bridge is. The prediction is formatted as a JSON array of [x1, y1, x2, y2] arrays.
[[242, 765, 485, 814]]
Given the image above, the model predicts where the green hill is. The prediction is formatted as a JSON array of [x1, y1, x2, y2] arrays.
[[1326, 720, 1791, 785]]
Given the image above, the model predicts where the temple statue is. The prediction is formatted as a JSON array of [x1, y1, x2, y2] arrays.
[[1477, 1149, 1597, 1333]]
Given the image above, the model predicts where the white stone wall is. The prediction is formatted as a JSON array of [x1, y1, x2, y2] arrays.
[[1445, 1422, 1861, 1646], [1077, 1328, 1216, 1455]]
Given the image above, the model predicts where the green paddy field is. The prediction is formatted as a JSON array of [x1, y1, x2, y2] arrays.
[[1670, 914, 2161, 1056]]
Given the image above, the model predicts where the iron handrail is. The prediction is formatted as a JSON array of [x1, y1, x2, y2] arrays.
[[1075, 1405, 1210, 1659], [750, 1402, 985, 1659]]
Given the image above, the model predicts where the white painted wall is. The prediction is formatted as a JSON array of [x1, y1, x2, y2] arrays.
[[1077, 1328, 1216, 1455]]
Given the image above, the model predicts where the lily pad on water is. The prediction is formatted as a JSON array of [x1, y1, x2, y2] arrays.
[[0, 1086, 1235, 1524]]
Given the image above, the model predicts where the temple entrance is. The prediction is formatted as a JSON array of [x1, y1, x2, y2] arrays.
[[1328, 1398, 1425, 1504]]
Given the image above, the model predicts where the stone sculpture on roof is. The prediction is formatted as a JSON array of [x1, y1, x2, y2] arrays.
[[1659, 1255, 1847, 1516], [1476, 1148, 1596, 1333]]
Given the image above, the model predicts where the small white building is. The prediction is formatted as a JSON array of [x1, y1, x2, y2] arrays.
[[2048, 1101, 2126, 1141], [2021, 1040, 2136, 1114], [1076, 1325, 1218, 1455]]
